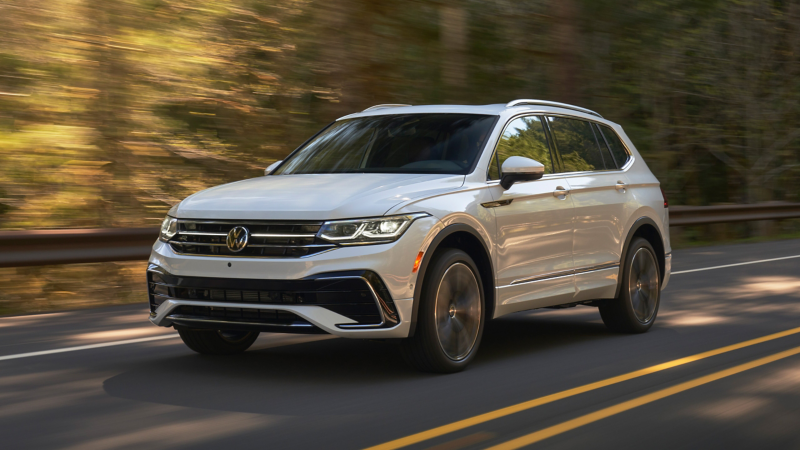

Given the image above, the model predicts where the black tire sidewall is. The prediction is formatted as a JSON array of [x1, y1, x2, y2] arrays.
[[178, 328, 259, 355]]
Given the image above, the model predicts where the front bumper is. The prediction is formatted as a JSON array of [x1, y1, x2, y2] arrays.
[[148, 266, 412, 338], [147, 216, 438, 339]]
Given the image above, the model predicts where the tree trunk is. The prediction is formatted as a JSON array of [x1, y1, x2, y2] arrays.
[[440, 4, 467, 103], [552, 0, 579, 104]]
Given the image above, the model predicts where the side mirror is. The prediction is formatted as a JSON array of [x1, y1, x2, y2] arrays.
[[500, 156, 545, 189], [264, 160, 282, 175]]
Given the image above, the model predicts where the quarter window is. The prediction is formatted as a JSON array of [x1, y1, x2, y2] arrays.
[[593, 124, 617, 169], [597, 125, 631, 168], [488, 116, 554, 180], [547, 117, 608, 173]]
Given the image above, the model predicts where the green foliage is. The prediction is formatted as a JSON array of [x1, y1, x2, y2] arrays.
[[496, 117, 554, 174], [2, 0, 800, 315], [0, 0, 799, 232]]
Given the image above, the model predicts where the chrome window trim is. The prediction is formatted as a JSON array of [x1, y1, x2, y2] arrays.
[[593, 122, 634, 170], [484, 112, 635, 182], [544, 114, 634, 173]]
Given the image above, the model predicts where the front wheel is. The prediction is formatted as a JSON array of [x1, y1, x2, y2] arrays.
[[178, 328, 259, 355], [400, 249, 485, 373], [600, 237, 661, 333]]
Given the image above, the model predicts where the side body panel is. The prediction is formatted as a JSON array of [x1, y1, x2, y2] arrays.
[[487, 179, 577, 315], [567, 171, 632, 301]]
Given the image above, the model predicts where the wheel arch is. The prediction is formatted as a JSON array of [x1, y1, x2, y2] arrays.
[[409, 223, 495, 337], [616, 216, 666, 298]]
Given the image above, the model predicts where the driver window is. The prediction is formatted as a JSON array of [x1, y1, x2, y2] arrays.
[[488, 116, 554, 180]]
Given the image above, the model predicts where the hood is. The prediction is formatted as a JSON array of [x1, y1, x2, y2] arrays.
[[175, 173, 465, 220]]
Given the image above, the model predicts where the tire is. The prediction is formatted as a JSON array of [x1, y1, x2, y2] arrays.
[[600, 237, 661, 333], [400, 248, 485, 373], [178, 328, 259, 355]]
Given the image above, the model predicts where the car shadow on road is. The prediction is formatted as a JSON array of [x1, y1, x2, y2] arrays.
[[102, 308, 622, 415]]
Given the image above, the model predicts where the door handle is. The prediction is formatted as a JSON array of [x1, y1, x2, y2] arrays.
[[615, 181, 627, 193], [553, 187, 570, 199]]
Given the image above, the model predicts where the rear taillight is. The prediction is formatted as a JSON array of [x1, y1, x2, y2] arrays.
[[660, 187, 668, 208]]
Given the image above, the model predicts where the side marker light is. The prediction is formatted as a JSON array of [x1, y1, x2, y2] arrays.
[[412, 251, 424, 273]]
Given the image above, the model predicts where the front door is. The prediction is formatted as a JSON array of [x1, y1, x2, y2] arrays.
[[486, 115, 576, 317]]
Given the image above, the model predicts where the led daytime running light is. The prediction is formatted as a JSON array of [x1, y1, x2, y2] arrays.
[[318, 213, 428, 244]]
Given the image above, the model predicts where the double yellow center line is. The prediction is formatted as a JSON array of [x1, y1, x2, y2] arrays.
[[366, 326, 800, 450]]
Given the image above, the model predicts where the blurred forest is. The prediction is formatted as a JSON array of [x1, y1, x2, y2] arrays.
[[2, 0, 800, 232], [2, 0, 800, 315]]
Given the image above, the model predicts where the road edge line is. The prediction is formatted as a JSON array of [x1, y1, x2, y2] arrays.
[[0, 334, 179, 362], [672, 254, 800, 275]]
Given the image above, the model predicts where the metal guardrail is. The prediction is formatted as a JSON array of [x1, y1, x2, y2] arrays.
[[1, 202, 799, 268], [0, 227, 158, 268], [668, 202, 800, 226]]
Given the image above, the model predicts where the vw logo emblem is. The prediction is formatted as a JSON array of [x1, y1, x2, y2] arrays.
[[226, 226, 249, 252]]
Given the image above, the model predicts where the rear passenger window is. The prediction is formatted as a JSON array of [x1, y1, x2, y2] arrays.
[[547, 117, 607, 173], [489, 116, 553, 180], [597, 125, 630, 168]]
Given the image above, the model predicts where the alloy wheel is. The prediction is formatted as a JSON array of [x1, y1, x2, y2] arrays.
[[628, 247, 659, 323], [434, 262, 482, 361]]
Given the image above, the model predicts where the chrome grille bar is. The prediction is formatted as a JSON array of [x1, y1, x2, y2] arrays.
[[169, 219, 332, 258], [179, 231, 228, 236], [250, 233, 317, 238]]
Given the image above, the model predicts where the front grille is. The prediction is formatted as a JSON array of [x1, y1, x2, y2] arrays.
[[147, 268, 395, 327], [169, 220, 334, 258], [171, 305, 309, 325]]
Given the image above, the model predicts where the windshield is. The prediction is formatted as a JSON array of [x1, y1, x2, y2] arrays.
[[273, 114, 497, 175]]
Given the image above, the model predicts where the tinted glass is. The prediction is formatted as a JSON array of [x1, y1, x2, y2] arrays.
[[490, 116, 553, 179], [547, 117, 606, 173], [593, 124, 617, 169], [274, 114, 496, 175], [488, 152, 500, 180], [598, 125, 630, 168]]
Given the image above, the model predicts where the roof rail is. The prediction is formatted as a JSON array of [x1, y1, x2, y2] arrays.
[[505, 99, 602, 118], [362, 104, 412, 112]]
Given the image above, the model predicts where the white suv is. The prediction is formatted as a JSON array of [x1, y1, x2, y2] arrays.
[[148, 100, 671, 373]]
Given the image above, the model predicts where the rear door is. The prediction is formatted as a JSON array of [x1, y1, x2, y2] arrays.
[[545, 116, 631, 301], [487, 115, 576, 316]]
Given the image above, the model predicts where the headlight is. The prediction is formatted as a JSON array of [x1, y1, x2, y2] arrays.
[[159, 216, 178, 242], [318, 213, 428, 245]]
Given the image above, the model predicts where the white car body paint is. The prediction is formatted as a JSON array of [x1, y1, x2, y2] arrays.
[[149, 102, 671, 338]]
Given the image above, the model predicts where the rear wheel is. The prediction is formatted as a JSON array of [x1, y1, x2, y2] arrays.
[[400, 249, 485, 373], [178, 328, 259, 355], [600, 237, 661, 333]]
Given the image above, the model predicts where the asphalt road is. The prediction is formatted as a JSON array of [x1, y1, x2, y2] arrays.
[[2, 239, 800, 450]]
